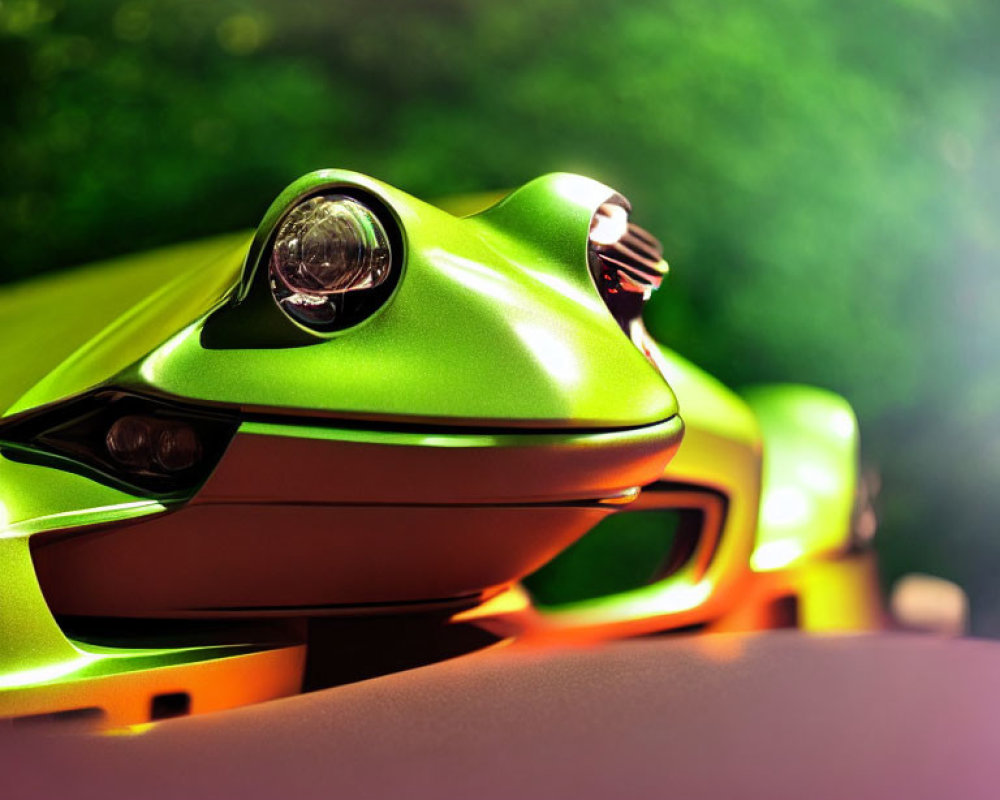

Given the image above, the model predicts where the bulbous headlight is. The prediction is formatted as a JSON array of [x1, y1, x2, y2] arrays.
[[269, 194, 394, 332]]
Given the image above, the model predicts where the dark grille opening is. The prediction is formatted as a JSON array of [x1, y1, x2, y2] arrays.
[[595, 221, 667, 293], [303, 612, 503, 692], [767, 596, 801, 629], [523, 508, 703, 606], [150, 692, 191, 720]]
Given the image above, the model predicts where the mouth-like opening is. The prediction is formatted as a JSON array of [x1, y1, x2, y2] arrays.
[[522, 484, 727, 609], [0, 387, 680, 503], [193, 415, 683, 509], [237, 406, 681, 436], [523, 507, 701, 606]]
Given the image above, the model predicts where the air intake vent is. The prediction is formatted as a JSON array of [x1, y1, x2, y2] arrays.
[[590, 203, 668, 296], [588, 202, 669, 331]]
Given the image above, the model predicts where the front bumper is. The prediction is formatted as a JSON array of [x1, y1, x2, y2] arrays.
[[32, 416, 683, 617]]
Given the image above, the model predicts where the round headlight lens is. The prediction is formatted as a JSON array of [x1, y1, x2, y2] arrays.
[[155, 423, 203, 472], [269, 194, 393, 331], [106, 416, 154, 470]]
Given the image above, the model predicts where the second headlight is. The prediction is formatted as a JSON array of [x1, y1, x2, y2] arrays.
[[588, 200, 669, 333]]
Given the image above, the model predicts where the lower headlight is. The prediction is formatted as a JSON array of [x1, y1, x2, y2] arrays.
[[0, 392, 238, 498]]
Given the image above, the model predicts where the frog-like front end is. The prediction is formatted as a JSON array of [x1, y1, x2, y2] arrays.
[[0, 171, 682, 632]]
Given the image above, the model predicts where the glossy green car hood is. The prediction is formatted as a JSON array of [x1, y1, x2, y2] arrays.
[[0, 234, 250, 417], [5, 171, 676, 429]]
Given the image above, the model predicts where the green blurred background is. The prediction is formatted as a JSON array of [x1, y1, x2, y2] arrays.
[[1, 1, 998, 631]]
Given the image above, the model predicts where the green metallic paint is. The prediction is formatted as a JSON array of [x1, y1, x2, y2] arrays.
[[114, 170, 676, 428], [0, 453, 240, 698], [239, 415, 681, 452], [0, 162, 871, 706], [653, 345, 761, 447], [521, 349, 867, 630], [0, 454, 155, 534], [3, 234, 251, 417], [0, 170, 682, 704], [0, 536, 82, 683], [6, 172, 675, 428], [431, 189, 508, 218], [522, 343, 763, 625], [742, 385, 860, 571]]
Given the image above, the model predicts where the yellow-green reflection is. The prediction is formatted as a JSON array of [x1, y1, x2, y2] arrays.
[[744, 386, 860, 571]]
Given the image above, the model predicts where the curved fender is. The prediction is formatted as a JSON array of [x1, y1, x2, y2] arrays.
[[741, 385, 859, 572]]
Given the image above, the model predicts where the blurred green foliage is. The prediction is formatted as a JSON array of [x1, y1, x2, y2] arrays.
[[1, 0, 998, 630]]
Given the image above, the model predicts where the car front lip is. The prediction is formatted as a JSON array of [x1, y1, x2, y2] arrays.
[[191, 414, 685, 508], [28, 414, 684, 618]]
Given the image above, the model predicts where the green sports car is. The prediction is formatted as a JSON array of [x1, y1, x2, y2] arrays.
[[0, 169, 879, 729]]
